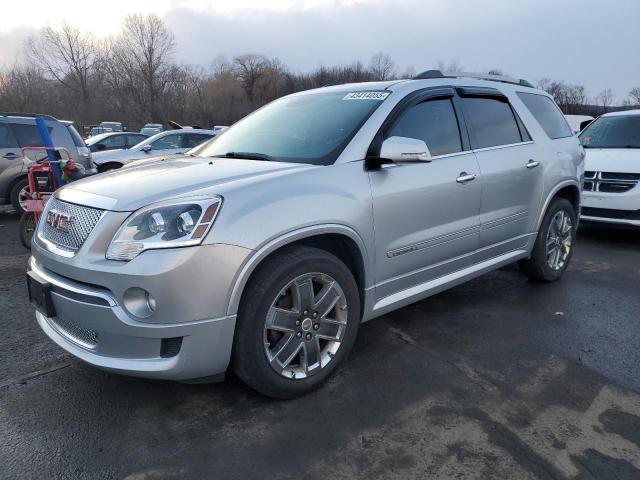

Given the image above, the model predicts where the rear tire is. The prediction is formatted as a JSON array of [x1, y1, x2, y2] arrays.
[[519, 198, 576, 282], [10, 178, 29, 215], [19, 212, 36, 250], [232, 245, 361, 399]]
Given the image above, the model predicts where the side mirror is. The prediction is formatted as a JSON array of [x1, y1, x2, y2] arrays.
[[142, 144, 152, 152], [96, 143, 106, 151], [366, 136, 432, 169]]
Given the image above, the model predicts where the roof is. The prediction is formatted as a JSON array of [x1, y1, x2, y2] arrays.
[[601, 109, 640, 118]]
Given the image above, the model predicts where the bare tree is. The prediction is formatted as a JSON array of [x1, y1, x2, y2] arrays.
[[368, 52, 396, 81], [26, 23, 99, 120], [108, 14, 176, 121], [629, 87, 640, 105], [596, 88, 614, 113], [437, 59, 464, 73]]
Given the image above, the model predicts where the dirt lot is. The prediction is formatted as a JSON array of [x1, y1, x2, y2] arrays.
[[1, 213, 639, 480]]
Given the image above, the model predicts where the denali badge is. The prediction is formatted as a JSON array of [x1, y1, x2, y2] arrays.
[[46, 210, 72, 232]]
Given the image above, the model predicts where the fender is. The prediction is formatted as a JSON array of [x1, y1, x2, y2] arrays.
[[226, 223, 371, 316], [535, 179, 581, 231]]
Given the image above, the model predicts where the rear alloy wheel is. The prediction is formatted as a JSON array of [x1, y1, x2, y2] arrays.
[[18, 212, 36, 249], [519, 197, 576, 282], [233, 246, 360, 398], [10, 178, 29, 215]]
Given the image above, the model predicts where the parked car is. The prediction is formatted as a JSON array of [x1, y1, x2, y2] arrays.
[[564, 114, 594, 134], [0, 113, 94, 214], [92, 129, 216, 171], [88, 126, 112, 137], [100, 121, 123, 132], [579, 109, 640, 226], [140, 123, 163, 136], [85, 132, 148, 153], [27, 72, 583, 398]]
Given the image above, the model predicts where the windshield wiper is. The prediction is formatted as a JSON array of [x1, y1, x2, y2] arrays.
[[210, 151, 276, 161]]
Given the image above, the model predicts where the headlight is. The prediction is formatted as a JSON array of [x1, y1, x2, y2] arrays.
[[106, 196, 222, 261]]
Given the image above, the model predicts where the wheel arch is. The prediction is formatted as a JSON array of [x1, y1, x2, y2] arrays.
[[227, 224, 371, 317], [536, 181, 581, 231], [5, 174, 28, 201]]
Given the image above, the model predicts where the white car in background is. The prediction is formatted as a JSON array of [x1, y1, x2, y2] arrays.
[[92, 128, 216, 171], [579, 110, 640, 226], [140, 123, 164, 136]]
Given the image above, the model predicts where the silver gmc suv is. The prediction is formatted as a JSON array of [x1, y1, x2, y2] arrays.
[[27, 72, 584, 398]]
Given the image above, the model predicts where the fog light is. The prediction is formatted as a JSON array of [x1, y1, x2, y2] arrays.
[[123, 287, 156, 318]]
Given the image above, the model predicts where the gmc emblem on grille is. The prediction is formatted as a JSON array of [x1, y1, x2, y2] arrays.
[[46, 210, 73, 232]]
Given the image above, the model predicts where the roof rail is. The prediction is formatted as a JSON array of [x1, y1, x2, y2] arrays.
[[0, 112, 58, 121], [413, 70, 534, 88]]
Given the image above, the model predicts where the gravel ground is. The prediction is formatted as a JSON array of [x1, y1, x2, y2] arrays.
[[1, 213, 639, 480]]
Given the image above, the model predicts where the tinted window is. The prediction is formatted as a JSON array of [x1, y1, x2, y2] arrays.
[[387, 98, 462, 156], [0, 124, 18, 148], [150, 134, 182, 150], [127, 134, 146, 146], [66, 124, 86, 147], [579, 115, 640, 149], [11, 123, 51, 148], [462, 97, 522, 149], [102, 135, 127, 149], [518, 92, 572, 139], [184, 133, 213, 148]]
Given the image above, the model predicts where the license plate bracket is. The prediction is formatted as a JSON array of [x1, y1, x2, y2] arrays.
[[26, 273, 56, 318]]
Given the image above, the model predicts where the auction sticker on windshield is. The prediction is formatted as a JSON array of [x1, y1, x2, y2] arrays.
[[343, 91, 390, 100]]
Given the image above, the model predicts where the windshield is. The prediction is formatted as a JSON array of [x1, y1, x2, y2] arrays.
[[579, 115, 640, 148], [191, 90, 389, 165]]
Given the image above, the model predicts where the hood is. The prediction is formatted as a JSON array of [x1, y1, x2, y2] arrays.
[[60, 156, 314, 211], [584, 148, 640, 174]]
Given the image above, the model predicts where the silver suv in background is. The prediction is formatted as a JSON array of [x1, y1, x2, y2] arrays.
[[0, 113, 94, 214], [27, 72, 583, 398]]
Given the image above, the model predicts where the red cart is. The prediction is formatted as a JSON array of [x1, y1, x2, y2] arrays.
[[18, 147, 71, 249]]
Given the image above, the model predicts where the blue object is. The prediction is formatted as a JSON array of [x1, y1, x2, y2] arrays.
[[35, 116, 64, 187]]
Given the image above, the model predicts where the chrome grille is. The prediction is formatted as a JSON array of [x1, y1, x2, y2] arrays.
[[39, 198, 104, 254], [583, 171, 640, 193], [47, 315, 99, 349]]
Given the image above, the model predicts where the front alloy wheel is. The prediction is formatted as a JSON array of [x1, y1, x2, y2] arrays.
[[264, 272, 348, 379], [233, 245, 360, 398]]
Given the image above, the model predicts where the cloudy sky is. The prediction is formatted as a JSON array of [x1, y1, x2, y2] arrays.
[[1, 0, 638, 102]]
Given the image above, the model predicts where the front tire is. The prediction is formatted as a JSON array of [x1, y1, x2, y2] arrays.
[[19, 213, 36, 249], [520, 198, 576, 282], [232, 245, 361, 399]]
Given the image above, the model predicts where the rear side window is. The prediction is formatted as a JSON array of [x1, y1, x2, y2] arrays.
[[184, 133, 213, 148], [11, 123, 51, 147], [461, 97, 522, 149], [518, 92, 572, 139], [387, 98, 462, 156], [0, 124, 19, 148]]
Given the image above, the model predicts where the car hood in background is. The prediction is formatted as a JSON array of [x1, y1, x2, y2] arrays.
[[584, 148, 640, 174], [60, 157, 314, 211]]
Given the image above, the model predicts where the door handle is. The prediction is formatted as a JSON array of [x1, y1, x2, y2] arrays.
[[2, 152, 18, 160], [456, 172, 477, 184], [526, 159, 540, 169]]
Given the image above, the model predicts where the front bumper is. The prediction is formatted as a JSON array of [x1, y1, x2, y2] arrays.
[[581, 190, 640, 226], [29, 239, 252, 380]]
